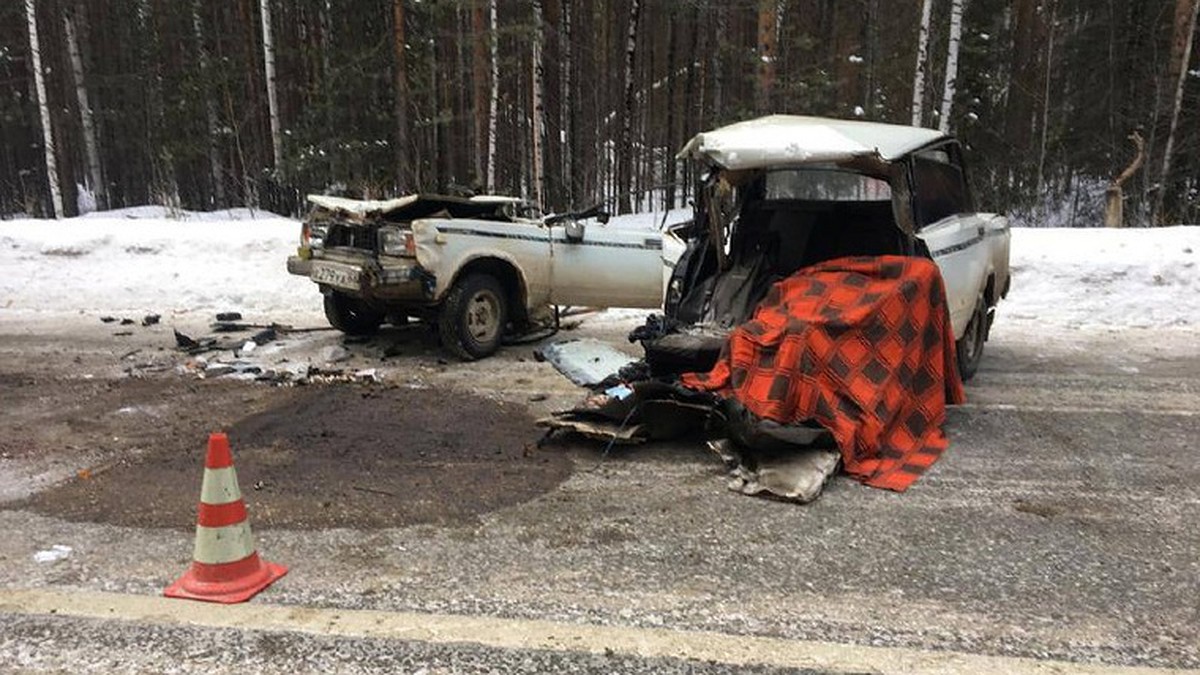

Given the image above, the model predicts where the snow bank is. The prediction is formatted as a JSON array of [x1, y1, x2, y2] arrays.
[[0, 208, 314, 321], [1, 205, 1197, 332], [1003, 226, 1199, 329]]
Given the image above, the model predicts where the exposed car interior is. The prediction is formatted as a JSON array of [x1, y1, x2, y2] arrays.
[[669, 168, 911, 330]]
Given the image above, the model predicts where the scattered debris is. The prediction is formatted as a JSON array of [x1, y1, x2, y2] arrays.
[[215, 311, 243, 322], [322, 345, 352, 363], [535, 338, 638, 388], [142, 314, 161, 326], [212, 322, 252, 333], [204, 364, 237, 378], [174, 329, 199, 349], [113, 331, 133, 337], [174, 329, 218, 354], [33, 544, 72, 564], [352, 485, 396, 497], [100, 316, 117, 323], [250, 327, 277, 346], [119, 318, 134, 325]]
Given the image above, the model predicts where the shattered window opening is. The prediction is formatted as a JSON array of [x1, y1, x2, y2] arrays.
[[764, 168, 893, 203]]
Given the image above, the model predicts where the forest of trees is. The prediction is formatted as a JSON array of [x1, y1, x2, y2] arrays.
[[2, 0, 1198, 226]]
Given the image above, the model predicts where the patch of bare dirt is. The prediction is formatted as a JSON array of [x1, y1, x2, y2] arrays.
[[8, 381, 571, 529]]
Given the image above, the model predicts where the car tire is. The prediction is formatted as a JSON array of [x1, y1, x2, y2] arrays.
[[324, 292, 384, 335], [955, 297, 987, 382], [438, 273, 508, 360]]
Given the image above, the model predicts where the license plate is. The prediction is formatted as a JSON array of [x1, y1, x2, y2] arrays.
[[311, 262, 362, 291]]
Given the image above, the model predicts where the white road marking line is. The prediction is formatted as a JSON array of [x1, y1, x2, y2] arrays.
[[953, 403, 1199, 417], [0, 588, 1192, 675]]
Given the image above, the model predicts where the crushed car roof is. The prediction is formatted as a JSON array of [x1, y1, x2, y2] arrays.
[[307, 193, 525, 216], [678, 115, 948, 170]]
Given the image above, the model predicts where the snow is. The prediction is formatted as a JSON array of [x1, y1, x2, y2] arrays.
[[33, 545, 72, 563], [0, 207, 314, 322], [1000, 226, 1199, 329], [0, 206, 1197, 333]]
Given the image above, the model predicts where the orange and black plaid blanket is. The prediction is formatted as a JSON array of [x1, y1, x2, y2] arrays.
[[681, 255, 965, 491]]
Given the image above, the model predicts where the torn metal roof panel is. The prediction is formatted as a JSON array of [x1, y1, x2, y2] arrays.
[[678, 115, 948, 170]]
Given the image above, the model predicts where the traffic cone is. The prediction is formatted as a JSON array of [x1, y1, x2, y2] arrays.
[[164, 432, 287, 603]]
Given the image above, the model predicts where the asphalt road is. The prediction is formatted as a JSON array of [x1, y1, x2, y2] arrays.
[[0, 315, 1197, 673]]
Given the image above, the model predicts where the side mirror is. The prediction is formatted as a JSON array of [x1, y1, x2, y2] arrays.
[[564, 219, 585, 243]]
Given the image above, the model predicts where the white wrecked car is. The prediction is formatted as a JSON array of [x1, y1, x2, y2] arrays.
[[287, 194, 665, 359], [648, 115, 1012, 380]]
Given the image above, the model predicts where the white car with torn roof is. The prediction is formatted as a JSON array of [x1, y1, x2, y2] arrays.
[[287, 194, 665, 359], [644, 114, 1011, 381]]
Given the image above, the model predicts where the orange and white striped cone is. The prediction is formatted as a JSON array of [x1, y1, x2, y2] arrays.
[[164, 432, 287, 603]]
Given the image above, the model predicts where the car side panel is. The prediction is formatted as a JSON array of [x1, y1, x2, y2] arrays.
[[411, 218, 553, 310], [548, 225, 664, 308], [918, 213, 991, 339]]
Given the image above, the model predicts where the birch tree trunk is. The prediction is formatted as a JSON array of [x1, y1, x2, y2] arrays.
[[486, 0, 499, 193], [259, 0, 283, 178], [617, 0, 641, 214], [938, 0, 965, 133], [1155, 0, 1200, 223], [64, 4, 105, 211], [392, 0, 412, 191], [193, 0, 225, 207], [911, 0, 933, 127], [25, 0, 63, 218], [531, 0, 546, 208]]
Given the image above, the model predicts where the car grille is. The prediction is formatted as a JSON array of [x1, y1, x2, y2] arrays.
[[325, 224, 378, 252]]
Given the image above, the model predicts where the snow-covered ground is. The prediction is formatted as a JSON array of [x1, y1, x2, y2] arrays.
[[1, 206, 1197, 333]]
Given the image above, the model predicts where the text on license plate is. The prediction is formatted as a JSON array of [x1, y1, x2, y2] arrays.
[[311, 263, 362, 290]]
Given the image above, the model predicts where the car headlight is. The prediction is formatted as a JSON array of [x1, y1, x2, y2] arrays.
[[378, 226, 415, 257], [301, 222, 327, 249]]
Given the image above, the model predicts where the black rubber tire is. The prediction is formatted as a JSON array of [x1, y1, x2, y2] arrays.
[[955, 297, 987, 382], [438, 273, 508, 360], [324, 292, 385, 335]]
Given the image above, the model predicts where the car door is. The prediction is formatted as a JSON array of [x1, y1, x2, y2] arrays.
[[548, 221, 665, 308], [910, 145, 989, 338]]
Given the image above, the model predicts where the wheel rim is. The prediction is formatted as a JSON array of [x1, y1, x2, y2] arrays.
[[466, 289, 502, 344]]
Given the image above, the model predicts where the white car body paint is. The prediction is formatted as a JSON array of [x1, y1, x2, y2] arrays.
[[918, 212, 1012, 338], [412, 217, 664, 313]]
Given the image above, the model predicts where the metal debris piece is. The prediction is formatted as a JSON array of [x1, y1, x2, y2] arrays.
[[215, 311, 243, 322], [536, 338, 638, 388], [250, 327, 277, 346], [174, 329, 199, 349], [211, 322, 251, 333]]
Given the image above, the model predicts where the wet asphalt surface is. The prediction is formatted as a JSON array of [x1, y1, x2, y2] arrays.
[[1, 318, 1198, 672]]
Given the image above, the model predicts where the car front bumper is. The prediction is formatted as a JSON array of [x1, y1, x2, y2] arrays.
[[288, 253, 434, 302]]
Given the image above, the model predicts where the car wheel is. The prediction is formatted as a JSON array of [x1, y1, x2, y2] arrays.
[[955, 297, 986, 382], [324, 292, 384, 335], [438, 273, 508, 360]]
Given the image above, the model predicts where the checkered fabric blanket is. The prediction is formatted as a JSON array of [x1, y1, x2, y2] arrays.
[[681, 255, 965, 491]]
